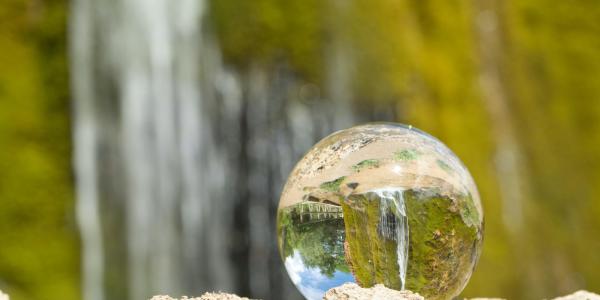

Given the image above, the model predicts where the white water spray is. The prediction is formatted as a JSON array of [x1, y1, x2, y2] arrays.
[[372, 188, 409, 290]]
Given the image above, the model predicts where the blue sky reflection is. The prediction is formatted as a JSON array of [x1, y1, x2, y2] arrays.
[[284, 250, 355, 300]]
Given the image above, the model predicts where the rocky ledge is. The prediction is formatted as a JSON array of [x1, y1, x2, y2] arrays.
[[147, 287, 600, 300], [552, 290, 600, 300], [2, 287, 599, 300], [323, 283, 424, 300], [150, 293, 250, 300]]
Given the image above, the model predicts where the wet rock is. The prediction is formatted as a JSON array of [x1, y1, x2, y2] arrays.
[[323, 283, 424, 300]]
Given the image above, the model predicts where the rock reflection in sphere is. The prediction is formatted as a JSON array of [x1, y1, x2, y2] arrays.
[[277, 123, 484, 300]]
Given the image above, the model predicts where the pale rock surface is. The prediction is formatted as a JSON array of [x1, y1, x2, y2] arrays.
[[0, 290, 8, 300], [149, 288, 600, 300], [323, 283, 424, 300], [149, 292, 250, 300], [552, 290, 600, 300]]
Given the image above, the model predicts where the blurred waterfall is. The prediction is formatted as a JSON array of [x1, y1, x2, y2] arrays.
[[70, 0, 396, 299]]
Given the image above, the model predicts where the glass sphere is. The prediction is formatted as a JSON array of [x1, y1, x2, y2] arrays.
[[277, 123, 483, 300]]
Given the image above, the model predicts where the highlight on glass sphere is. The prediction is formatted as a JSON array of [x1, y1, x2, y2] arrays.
[[277, 123, 484, 300]]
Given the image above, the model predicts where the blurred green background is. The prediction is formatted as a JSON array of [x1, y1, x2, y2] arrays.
[[0, 0, 77, 299], [1, 0, 600, 299]]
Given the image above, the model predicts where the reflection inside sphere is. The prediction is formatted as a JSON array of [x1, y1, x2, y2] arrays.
[[277, 123, 483, 300]]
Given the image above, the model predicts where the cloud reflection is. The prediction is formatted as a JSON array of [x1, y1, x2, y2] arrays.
[[284, 250, 354, 300]]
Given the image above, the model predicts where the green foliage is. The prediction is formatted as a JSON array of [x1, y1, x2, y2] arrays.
[[351, 159, 380, 172], [319, 176, 346, 192], [394, 149, 420, 161], [0, 0, 78, 299], [209, 0, 328, 81], [278, 206, 348, 277]]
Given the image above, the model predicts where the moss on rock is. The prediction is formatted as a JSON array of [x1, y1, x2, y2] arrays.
[[320, 176, 347, 192], [394, 149, 420, 161], [352, 159, 381, 172], [341, 193, 402, 290], [340, 188, 482, 300], [404, 190, 482, 300]]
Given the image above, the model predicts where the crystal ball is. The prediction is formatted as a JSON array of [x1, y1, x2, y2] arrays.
[[277, 123, 483, 300]]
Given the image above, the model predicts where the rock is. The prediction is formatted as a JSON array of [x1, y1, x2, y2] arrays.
[[552, 290, 600, 300], [0, 290, 8, 300], [150, 288, 600, 300], [194, 293, 251, 300], [323, 283, 424, 300], [149, 292, 251, 300]]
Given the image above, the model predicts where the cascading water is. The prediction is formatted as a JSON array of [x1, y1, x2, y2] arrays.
[[372, 188, 409, 290], [70, 0, 398, 299], [71, 0, 243, 298]]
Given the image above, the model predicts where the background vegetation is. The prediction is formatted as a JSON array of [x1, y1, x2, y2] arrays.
[[278, 206, 348, 277], [0, 0, 78, 299], [1, 0, 600, 299]]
